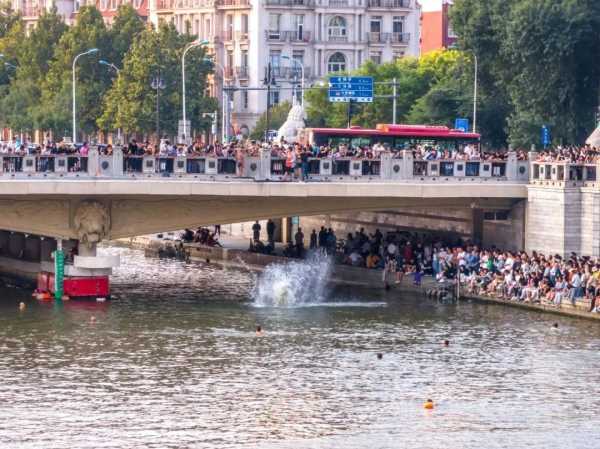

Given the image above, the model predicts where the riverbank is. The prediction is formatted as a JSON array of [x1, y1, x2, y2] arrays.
[[111, 235, 600, 321]]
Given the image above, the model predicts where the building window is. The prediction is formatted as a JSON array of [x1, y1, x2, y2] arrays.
[[294, 14, 304, 40], [393, 16, 404, 34], [241, 14, 249, 34], [133, 0, 143, 8], [328, 16, 347, 41], [269, 50, 281, 69], [243, 91, 249, 109], [370, 16, 382, 33], [370, 51, 381, 64], [226, 15, 233, 40], [393, 51, 405, 60], [328, 52, 346, 73], [268, 13, 281, 39], [269, 90, 280, 105], [241, 50, 248, 68], [109, 0, 117, 10], [100, 0, 108, 10], [205, 18, 211, 39]]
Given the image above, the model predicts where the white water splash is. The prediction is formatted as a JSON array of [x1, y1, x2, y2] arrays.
[[252, 252, 333, 307]]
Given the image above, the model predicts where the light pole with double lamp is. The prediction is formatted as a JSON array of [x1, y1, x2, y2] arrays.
[[202, 58, 228, 143], [263, 62, 278, 142], [72, 48, 99, 144], [99, 60, 122, 144], [281, 55, 304, 107], [181, 39, 209, 144]]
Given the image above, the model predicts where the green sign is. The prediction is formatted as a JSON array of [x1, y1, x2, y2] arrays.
[[54, 249, 65, 300]]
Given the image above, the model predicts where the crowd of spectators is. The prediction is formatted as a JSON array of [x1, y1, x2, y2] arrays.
[[317, 227, 600, 313], [535, 145, 600, 163]]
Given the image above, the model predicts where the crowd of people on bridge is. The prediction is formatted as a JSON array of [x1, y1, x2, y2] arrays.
[[534, 145, 599, 163]]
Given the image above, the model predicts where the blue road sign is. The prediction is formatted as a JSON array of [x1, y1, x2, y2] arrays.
[[455, 118, 470, 132], [328, 76, 373, 103], [541, 125, 551, 147]]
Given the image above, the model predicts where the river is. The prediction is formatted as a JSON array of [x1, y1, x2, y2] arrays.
[[0, 247, 599, 449]]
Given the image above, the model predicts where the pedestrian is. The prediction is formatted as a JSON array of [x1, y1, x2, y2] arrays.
[[252, 220, 261, 242], [266, 219, 276, 245]]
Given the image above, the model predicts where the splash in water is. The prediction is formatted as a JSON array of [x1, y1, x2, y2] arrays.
[[252, 251, 332, 307]]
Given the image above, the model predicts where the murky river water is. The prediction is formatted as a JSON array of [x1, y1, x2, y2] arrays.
[[1, 247, 599, 449]]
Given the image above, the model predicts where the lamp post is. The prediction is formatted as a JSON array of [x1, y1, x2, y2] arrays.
[[72, 48, 99, 144], [99, 60, 122, 144], [151, 74, 166, 140], [263, 62, 277, 142], [181, 39, 209, 144], [473, 54, 478, 133], [202, 57, 228, 143], [281, 55, 304, 106]]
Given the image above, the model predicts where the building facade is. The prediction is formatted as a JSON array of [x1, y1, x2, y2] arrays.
[[420, 0, 456, 54], [11, 0, 148, 29], [148, 0, 421, 136]]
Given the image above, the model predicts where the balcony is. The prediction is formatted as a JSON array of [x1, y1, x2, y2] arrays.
[[235, 66, 249, 79], [21, 6, 43, 18], [224, 66, 235, 78], [216, 0, 250, 7], [236, 31, 249, 41], [391, 32, 410, 44], [268, 66, 312, 80], [264, 0, 315, 6], [367, 0, 411, 8], [156, 0, 174, 10], [265, 30, 312, 43], [366, 32, 390, 43]]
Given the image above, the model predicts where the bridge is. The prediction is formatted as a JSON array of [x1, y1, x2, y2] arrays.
[[0, 147, 598, 297]]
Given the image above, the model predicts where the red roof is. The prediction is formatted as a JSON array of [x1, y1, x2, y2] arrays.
[[308, 124, 480, 140]]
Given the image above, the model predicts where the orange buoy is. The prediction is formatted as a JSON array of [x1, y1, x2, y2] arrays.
[[423, 399, 434, 410]]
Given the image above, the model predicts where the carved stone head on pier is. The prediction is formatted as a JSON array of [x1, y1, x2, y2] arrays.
[[73, 201, 110, 248]]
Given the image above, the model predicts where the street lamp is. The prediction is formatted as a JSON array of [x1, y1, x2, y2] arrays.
[[202, 57, 228, 144], [99, 59, 120, 74], [98, 60, 121, 144], [281, 55, 304, 107], [72, 48, 99, 144], [151, 75, 166, 140], [473, 54, 478, 134], [263, 62, 278, 142], [181, 39, 209, 143]]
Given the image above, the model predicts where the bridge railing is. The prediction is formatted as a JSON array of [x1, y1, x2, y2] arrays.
[[0, 148, 530, 183], [0, 154, 89, 176], [530, 160, 599, 187]]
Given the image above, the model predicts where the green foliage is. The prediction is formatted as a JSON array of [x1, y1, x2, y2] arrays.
[[250, 101, 292, 140], [98, 21, 215, 138], [451, 0, 600, 146], [39, 5, 112, 137], [108, 4, 145, 68], [305, 50, 480, 138]]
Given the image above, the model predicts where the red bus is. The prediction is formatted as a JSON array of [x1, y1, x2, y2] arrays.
[[303, 124, 480, 151]]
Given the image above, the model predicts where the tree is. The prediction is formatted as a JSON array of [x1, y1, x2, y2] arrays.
[[0, 8, 66, 132], [98, 22, 215, 139], [451, 0, 600, 146], [39, 6, 111, 138], [108, 4, 145, 68], [250, 101, 292, 140]]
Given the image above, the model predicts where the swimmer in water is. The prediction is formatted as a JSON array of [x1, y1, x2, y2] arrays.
[[377, 353, 383, 360], [443, 340, 450, 346], [256, 325, 264, 336], [552, 323, 559, 329]]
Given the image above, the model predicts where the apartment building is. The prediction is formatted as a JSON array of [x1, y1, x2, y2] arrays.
[[148, 0, 421, 136], [11, 0, 148, 29], [420, 0, 456, 54]]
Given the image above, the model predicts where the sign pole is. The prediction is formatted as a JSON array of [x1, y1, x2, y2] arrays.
[[54, 239, 65, 301], [392, 77, 397, 125], [347, 99, 353, 128]]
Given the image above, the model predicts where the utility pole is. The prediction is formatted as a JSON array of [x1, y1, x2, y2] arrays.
[[347, 99, 353, 128], [473, 55, 478, 133], [151, 72, 166, 141], [263, 62, 277, 141], [392, 77, 397, 125]]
